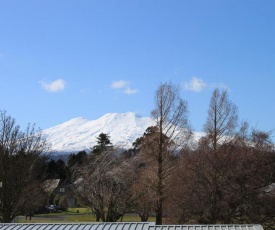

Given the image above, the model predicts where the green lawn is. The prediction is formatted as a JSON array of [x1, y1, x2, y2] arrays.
[[66, 207, 93, 214], [17, 208, 155, 223]]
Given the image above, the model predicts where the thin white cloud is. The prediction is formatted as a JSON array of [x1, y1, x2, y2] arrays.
[[40, 79, 65, 92], [184, 77, 230, 92], [124, 88, 139, 95], [184, 77, 207, 92], [111, 80, 138, 95], [111, 80, 128, 89]]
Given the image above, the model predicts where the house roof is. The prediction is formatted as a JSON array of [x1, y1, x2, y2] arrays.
[[0, 222, 154, 230], [0, 223, 264, 230], [43, 179, 61, 193], [148, 225, 264, 230]]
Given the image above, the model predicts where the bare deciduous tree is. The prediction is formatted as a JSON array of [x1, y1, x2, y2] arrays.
[[204, 88, 238, 150], [0, 110, 47, 222], [149, 82, 191, 224], [167, 124, 275, 229], [131, 164, 156, 222], [73, 148, 137, 222]]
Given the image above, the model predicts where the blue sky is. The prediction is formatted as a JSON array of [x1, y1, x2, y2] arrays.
[[0, 1, 275, 138]]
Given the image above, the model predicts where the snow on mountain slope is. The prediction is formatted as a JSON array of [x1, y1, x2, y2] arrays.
[[42, 112, 153, 154]]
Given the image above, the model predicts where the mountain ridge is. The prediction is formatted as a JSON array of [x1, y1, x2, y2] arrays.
[[42, 112, 153, 155]]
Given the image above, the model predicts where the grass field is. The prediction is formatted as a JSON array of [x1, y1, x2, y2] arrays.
[[16, 208, 155, 223]]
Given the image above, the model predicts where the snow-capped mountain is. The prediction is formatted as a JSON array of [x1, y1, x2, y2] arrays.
[[42, 112, 153, 154]]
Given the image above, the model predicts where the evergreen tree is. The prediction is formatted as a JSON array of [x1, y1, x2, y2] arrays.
[[56, 159, 67, 182], [67, 151, 87, 169], [47, 159, 58, 179], [67, 151, 87, 183], [91, 133, 113, 155]]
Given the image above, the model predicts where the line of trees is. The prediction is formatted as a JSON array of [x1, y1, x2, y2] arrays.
[[71, 83, 275, 229], [166, 88, 275, 227], [0, 82, 275, 228], [71, 83, 275, 228]]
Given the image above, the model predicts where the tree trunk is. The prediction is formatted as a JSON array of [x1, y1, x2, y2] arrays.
[[139, 213, 149, 222], [2, 211, 13, 223], [156, 122, 163, 225]]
